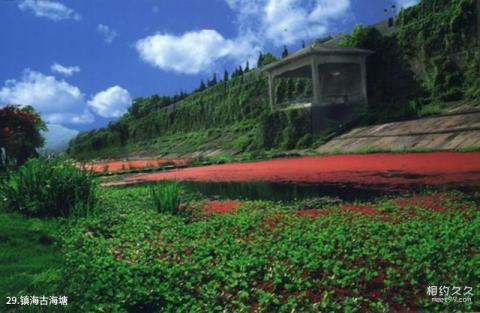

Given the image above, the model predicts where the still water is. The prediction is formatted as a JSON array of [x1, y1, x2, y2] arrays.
[[180, 181, 421, 202]]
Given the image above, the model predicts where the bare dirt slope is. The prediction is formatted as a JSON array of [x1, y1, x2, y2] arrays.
[[317, 110, 480, 153]]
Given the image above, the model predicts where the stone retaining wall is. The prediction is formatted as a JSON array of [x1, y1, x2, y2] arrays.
[[317, 111, 480, 153]]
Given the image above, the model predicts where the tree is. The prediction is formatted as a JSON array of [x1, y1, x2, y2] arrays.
[[232, 66, 242, 79], [0, 105, 46, 168], [107, 120, 129, 146], [198, 80, 206, 92], [257, 52, 263, 68], [180, 90, 187, 98], [282, 45, 289, 58], [245, 61, 250, 72], [151, 94, 161, 111], [257, 52, 277, 68], [208, 73, 217, 87], [128, 98, 144, 119], [223, 70, 229, 82]]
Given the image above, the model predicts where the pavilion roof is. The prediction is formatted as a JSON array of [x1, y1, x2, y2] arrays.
[[262, 43, 373, 72]]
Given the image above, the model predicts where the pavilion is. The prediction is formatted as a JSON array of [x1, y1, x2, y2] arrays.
[[262, 43, 373, 110]]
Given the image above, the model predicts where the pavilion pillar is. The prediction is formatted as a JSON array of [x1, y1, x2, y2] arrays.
[[310, 56, 321, 106], [360, 60, 368, 104], [268, 73, 276, 111]]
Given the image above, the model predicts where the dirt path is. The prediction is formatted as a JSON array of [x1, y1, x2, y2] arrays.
[[105, 152, 480, 188]]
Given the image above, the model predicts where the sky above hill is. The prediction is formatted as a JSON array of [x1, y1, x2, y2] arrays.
[[0, 0, 419, 149]]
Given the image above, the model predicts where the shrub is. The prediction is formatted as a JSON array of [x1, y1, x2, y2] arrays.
[[150, 182, 182, 214], [295, 133, 312, 149], [0, 105, 46, 168], [0, 157, 96, 218], [396, 0, 478, 103]]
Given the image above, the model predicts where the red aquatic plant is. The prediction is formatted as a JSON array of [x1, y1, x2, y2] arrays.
[[203, 200, 240, 214]]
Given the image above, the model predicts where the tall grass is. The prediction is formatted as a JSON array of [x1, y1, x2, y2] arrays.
[[150, 182, 181, 214], [0, 157, 96, 218]]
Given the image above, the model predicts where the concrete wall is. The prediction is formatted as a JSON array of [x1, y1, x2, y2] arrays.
[[317, 110, 480, 153]]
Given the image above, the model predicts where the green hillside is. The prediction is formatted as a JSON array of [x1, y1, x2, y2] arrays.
[[68, 69, 317, 160], [68, 0, 480, 160]]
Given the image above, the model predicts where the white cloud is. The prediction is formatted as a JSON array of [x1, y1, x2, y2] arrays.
[[0, 69, 93, 124], [50, 63, 81, 76], [88, 86, 131, 118], [97, 24, 118, 44], [226, 0, 350, 45], [396, 0, 419, 9], [0, 70, 132, 126], [136, 0, 350, 74], [136, 30, 260, 74], [18, 0, 81, 21]]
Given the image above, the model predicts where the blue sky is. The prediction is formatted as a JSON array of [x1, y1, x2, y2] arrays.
[[0, 0, 418, 146]]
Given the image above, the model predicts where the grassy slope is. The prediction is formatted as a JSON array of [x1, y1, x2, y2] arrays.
[[69, 72, 272, 160], [0, 212, 66, 312], [81, 119, 260, 160]]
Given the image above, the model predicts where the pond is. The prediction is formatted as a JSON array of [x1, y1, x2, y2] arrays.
[[179, 181, 463, 202]]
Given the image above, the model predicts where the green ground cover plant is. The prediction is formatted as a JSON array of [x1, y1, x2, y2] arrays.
[[0, 157, 97, 218], [61, 185, 479, 312]]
